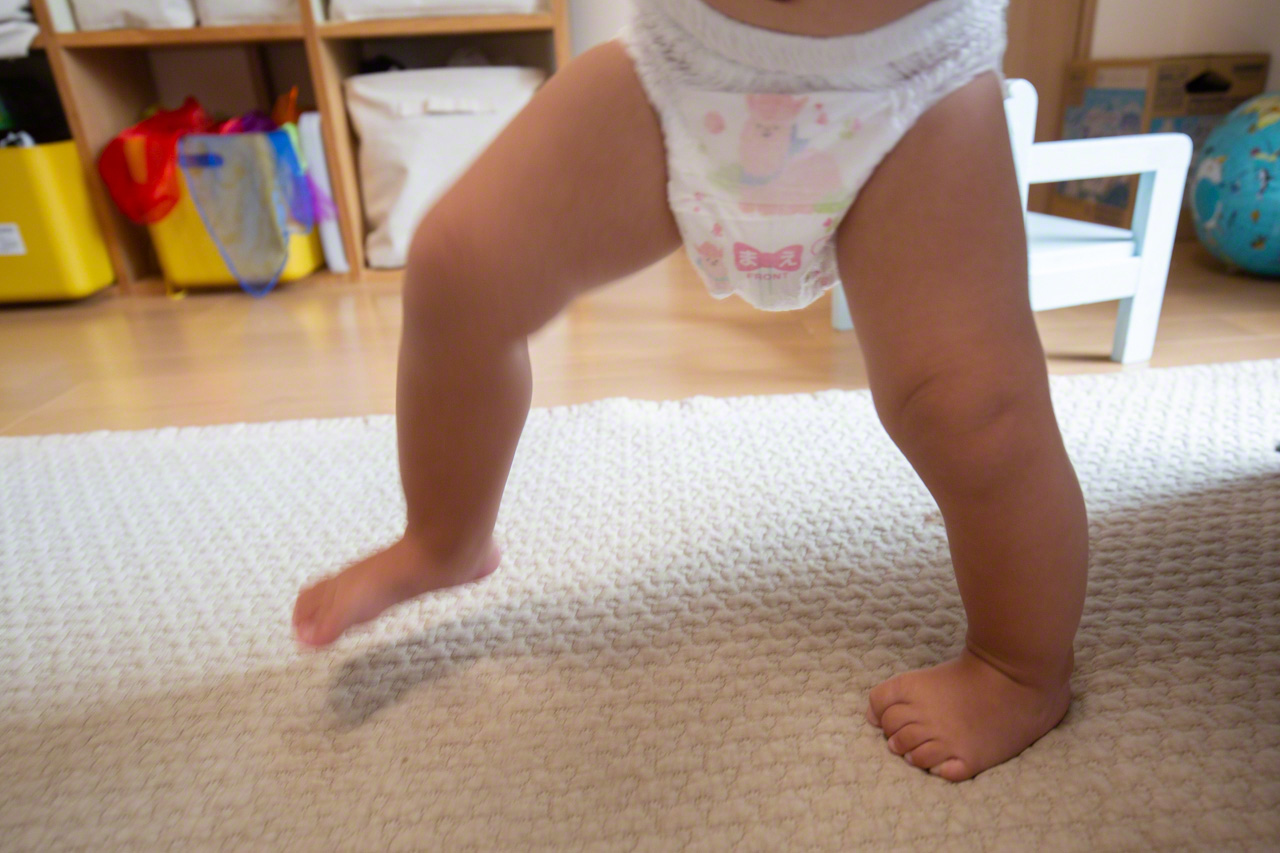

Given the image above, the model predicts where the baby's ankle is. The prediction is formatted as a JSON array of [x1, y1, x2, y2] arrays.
[[963, 638, 1074, 690], [403, 528, 496, 570]]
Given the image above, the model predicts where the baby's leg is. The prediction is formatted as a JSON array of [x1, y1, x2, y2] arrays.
[[294, 42, 680, 647], [837, 73, 1088, 781]]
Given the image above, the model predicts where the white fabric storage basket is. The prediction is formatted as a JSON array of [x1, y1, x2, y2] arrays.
[[329, 0, 542, 22], [70, 0, 196, 29], [345, 66, 543, 269], [193, 0, 298, 24]]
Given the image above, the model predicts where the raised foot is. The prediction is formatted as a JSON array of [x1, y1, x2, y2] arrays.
[[866, 648, 1071, 782], [293, 536, 501, 649]]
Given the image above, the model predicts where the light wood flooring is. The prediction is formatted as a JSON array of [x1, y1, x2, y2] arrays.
[[3, 242, 1279, 436]]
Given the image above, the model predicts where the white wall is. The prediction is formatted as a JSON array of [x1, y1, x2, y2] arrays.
[[568, 0, 631, 55], [1092, 0, 1280, 90]]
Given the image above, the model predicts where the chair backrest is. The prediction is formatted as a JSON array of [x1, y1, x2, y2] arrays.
[[1004, 78, 1038, 212]]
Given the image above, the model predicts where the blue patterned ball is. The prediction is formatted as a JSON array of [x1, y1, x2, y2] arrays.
[[1191, 92, 1280, 277]]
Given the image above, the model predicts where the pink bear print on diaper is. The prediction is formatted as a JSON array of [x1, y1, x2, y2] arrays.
[[695, 241, 729, 285], [738, 94, 843, 215]]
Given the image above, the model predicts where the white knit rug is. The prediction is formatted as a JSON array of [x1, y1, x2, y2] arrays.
[[2, 361, 1278, 851]]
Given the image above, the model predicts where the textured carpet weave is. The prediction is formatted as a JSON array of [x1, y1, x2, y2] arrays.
[[2, 361, 1278, 850]]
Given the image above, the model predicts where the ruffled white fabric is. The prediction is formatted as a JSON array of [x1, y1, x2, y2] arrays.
[[624, 0, 1009, 311], [628, 0, 1006, 107]]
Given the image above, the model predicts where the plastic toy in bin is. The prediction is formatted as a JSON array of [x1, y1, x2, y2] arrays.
[[178, 129, 316, 295], [98, 97, 326, 295], [98, 97, 211, 225]]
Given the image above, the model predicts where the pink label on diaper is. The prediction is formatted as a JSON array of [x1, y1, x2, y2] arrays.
[[734, 243, 802, 272]]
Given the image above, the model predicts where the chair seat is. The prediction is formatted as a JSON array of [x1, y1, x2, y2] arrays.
[[1027, 212, 1142, 312], [1027, 212, 1135, 270]]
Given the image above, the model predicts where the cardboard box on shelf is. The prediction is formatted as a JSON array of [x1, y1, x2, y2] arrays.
[[1051, 53, 1271, 237]]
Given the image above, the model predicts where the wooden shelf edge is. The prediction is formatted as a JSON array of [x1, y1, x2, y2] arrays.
[[318, 12, 555, 40], [58, 23, 305, 48], [30, 30, 47, 50]]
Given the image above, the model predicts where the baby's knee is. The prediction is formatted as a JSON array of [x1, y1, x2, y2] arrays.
[[879, 366, 1048, 482], [403, 205, 566, 345], [404, 212, 480, 320], [402, 210, 523, 343]]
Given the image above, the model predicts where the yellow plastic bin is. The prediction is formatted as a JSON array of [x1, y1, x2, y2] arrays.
[[0, 141, 114, 302], [149, 168, 324, 287]]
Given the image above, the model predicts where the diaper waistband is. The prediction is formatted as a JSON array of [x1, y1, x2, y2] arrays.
[[643, 0, 1003, 78]]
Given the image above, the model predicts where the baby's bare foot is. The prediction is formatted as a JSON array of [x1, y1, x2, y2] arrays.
[[866, 647, 1071, 781], [293, 536, 500, 648]]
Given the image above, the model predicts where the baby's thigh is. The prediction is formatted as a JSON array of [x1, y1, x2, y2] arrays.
[[835, 72, 1046, 411], [414, 40, 681, 333]]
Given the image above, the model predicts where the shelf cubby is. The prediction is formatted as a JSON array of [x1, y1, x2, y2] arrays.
[[23, 0, 571, 292]]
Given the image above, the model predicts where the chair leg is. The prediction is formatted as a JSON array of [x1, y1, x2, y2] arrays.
[[832, 285, 854, 331], [1112, 287, 1163, 364], [1110, 169, 1180, 364]]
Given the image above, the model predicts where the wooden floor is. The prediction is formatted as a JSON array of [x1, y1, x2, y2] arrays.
[[3, 242, 1279, 436]]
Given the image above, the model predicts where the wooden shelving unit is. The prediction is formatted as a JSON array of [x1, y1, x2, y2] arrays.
[[56, 23, 306, 47], [317, 13, 557, 39], [26, 0, 572, 292]]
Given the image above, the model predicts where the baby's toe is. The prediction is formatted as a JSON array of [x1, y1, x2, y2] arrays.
[[867, 675, 909, 725], [903, 739, 951, 770], [887, 723, 931, 756], [930, 757, 973, 782], [293, 580, 336, 647], [292, 586, 320, 631], [877, 702, 918, 740]]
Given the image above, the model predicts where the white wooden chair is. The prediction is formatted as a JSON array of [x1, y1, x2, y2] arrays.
[[831, 79, 1194, 364]]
